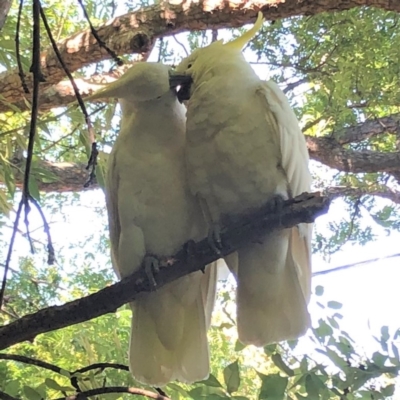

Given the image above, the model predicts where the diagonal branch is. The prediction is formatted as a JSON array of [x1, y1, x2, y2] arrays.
[[1, 0, 400, 112], [0, 192, 329, 350]]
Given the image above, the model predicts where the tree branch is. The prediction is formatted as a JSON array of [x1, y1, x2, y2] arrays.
[[333, 113, 400, 144], [1, 0, 399, 112], [0, 192, 329, 350], [306, 136, 400, 174], [326, 185, 400, 204], [7, 127, 400, 197], [55, 387, 170, 400]]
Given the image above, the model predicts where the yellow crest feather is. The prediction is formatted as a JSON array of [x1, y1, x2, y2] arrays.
[[225, 12, 264, 50]]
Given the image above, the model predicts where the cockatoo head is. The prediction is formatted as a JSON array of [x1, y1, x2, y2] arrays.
[[170, 12, 264, 101], [86, 62, 178, 103]]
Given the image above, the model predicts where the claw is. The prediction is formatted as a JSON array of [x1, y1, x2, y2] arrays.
[[208, 222, 223, 256], [268, 194, 285, 212], [143, 255, 160, 289], [266, 194, 286, 226]]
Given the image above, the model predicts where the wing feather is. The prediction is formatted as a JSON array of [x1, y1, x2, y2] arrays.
[[261, 80, 313, 301], [262, 80, 311, 198], [105, 150, 122, 278]]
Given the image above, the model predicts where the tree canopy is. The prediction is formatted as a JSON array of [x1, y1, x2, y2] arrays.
[[0, 1, 400, 399]]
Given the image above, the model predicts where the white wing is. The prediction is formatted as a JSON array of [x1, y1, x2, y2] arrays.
[[262, 80, 311, 198], [262, 80, 313, 302]]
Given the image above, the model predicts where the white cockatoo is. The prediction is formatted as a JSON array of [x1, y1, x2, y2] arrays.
[[87, 62, 218, 386], [172, 13, 313, 347]]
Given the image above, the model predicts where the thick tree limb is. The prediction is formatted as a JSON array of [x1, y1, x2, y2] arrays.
[[333, 114, 400, 144], [7, 124, 400, 198], [0, 192, 329, 350], [1, 0, 399, 112], [306, 136, 400, 174]]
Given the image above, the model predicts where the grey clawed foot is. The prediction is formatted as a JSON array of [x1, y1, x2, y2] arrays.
[[208, 222, 223, 256], [267, 194, 285, 212], [266, 194, 286, 225], [143, 255, 160, 289]]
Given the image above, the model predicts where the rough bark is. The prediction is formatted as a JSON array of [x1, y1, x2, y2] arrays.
[[334, 114, 400, 145], [0, 192, 329, 349], [6, 113, 400, 203], [306, 136, 400, 174], [1, 0, 399, 113], [0, 0, 12, 31]]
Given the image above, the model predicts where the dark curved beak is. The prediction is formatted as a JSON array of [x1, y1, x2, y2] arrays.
[[169, 72, 193, 103]]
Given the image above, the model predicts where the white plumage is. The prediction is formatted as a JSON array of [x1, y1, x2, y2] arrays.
[[174, 13, 313, 346], [88, 62, 217, 385]]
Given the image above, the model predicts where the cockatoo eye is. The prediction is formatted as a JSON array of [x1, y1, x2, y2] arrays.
[[187, 63, 193, 69]]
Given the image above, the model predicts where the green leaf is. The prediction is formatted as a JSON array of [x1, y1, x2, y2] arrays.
[[327, 301, 342, 309], [299, 356, 309, 373], [45, 378, 63, 391], [391, 343, 399, 363], [28, 176, 41, 202], [381, 325, 389, 342], [4, 380, 20, 396], [189, 386, 228, 400], [258, 373, 288, 400], [59, 369, 71, 378], [235, 340, 246, 352], [315, 285, 324, 296], [23, 385, 43, 400], [305, 374, 320, 397], [197, 374, 223, 388], [315, 348, 347, 369], [44, 378, 74, 392], [371, 351, 387, 368], [223, 360, 241, 394], [167, 382, 189, 396], [271, 353, 294, 377], [313, 319, 333, 340], [381, 384, 395, 397]]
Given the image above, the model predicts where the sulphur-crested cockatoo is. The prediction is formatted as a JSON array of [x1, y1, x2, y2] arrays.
[[87, 62, 218, 385], [172, 13, 312, 347]]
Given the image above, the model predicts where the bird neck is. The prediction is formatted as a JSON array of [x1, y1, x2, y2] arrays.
[[119, 92, 186, 148]]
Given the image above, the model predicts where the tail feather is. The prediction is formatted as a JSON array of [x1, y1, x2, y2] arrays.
[[129, 266, 217, 386], [235, 229, 311, 346]]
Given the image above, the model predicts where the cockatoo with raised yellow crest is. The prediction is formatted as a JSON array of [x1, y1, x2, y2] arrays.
[[87, 62, 218, 386], [171, 13, 313, 347]]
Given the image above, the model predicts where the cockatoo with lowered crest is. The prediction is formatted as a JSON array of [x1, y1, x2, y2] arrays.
[[171, 13, 313, 347], [87, 62, 218, 386]]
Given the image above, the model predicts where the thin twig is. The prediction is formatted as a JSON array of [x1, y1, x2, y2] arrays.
[[0, 353, 63, 374], [313, 253, 400, 276], [0, 354, 130, 394], [29, 196, 55, 264], [54, 387, 170, 400], [15, 0, 29, 93], [76, 0, 123, 66], [39, 5, 98, 187], [73, 362, 129, 374], [0, 390, 18, 400], [172, 35, 189, 56], [1, 0, 44, 309]]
